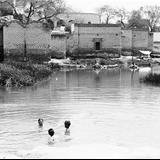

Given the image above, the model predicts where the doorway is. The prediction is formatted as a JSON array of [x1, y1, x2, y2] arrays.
[[95, 42, 101, 51]]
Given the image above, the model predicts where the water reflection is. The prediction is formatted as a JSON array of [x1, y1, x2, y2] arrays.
[[0, 67, 160, 156]]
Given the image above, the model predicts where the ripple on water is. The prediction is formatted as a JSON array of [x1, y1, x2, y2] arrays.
[[0, 69, 160, 158]]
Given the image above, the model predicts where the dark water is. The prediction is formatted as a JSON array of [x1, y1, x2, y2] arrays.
[[0, 67, 160, 157]]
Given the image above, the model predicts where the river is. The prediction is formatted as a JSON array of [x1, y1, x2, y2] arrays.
[[0, 67, 160, 158]]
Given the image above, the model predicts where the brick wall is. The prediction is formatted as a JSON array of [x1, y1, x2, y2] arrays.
[[132, 30, 149, 49], [4, 22, 24, 55], [121, 29, 153, 50], [3, 21, 153, 58], [68, 24, 121, 53], [4, 22, 53, 55], [148, 32, 153, 50], [50, 35, 67, 56], [4, 21, 68, 57], [121, 30, 132, 49], [26, 23, 51, 54]]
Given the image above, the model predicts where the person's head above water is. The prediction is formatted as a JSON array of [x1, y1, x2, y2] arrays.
[[64, 121, 71, 129], [48, 128, 55, 137], [38, 118, 44, 127]]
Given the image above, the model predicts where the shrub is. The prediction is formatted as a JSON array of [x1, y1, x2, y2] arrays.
[[141, 73, 160, 85], [0, 62, 52, 88]]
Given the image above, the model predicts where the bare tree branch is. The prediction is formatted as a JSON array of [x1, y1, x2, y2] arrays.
[[0, 0, 66, 26], [97, 5, 116, 24]]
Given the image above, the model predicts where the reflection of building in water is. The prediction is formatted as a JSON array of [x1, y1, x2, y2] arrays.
[[151, 66, 160, 74]]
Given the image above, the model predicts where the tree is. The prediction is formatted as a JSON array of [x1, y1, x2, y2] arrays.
[[0, 1, 13, 16], [115, 8, 129, 27], [128, 10, 148, 29], [142, 5, 160, 32], [0, 0, 66, 25], [0, 0, 66, 61], [97, 5, 116, 24]]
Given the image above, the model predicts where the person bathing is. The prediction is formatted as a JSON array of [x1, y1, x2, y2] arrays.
[[48, 128, 55, 144], [38, 118, 44, 127], [64, 120, 71, 135]]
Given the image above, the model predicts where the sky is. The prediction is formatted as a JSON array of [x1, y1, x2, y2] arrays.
[[65, 0, 160, 13]]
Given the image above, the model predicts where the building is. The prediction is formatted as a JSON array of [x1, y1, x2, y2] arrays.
[[3, 21, 51, 55], [121, 29, 153, 50], [51, 29, 69, 57], [0, 19, 153, 59], [67, 24, 121, 54], [57, 12, 101, 24], [152, 32, 160, 54]]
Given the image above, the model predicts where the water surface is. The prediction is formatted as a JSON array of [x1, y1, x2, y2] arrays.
[[0, 67, 160, 158]]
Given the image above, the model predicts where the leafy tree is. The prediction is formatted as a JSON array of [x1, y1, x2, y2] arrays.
[[128, 10, 148, 29], [0, 1, 13, 16], [0, 0, 66, 61]]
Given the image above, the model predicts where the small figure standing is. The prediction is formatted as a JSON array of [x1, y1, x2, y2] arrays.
[[64, 121, 71, 135], [38, 118, 44, 127], [48, 128, 55, 144]]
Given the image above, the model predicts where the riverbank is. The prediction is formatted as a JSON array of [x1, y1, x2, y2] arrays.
[[0, 62, 53, 88], [140, 73, 160, 85], [1, 53, 160, 88]]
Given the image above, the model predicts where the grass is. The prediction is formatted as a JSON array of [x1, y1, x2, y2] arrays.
[[141, 73, 160, 85], [0, 62, 53, 88]]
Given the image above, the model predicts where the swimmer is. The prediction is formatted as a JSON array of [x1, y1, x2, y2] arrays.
[[64, 120, 71, 135], [38, 118, 44, 127], [48, 128, 55, 144]]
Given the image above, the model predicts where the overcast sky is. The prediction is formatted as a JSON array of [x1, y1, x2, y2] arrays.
[[65, 0, 160, 12]]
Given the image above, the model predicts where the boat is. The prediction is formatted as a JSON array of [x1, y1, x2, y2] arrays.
[[107, 64, 119, 69], [93, 63, 102, 70], [129, 54, 139, 71], [129, 63, 139, 71]]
